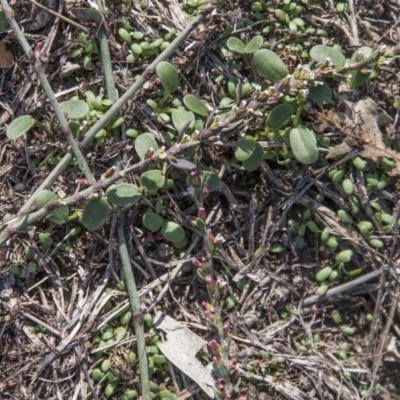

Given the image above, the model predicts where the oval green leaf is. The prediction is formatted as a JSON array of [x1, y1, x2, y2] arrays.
[[7, 115, 36, 140], [171, 108, 195, 133], [243, 142, 264, 171], [309, 45, 345, 67], [350, 46, 375, 86], [156, 61, 179, 94], [253, 49, 289, 83], [142, 212, 164, 232], [226, 37, 245, 54], [266, 103, 293, 130], [235, 136, 257, 161], [161, 221, 185, 243], [335, 249, 353, 263], [106, 183, 141, 206], [289, 125, 319, 165], [183, 94, 209, 117], [245, 35, 263, 54], [60, 99, 90, 119], [48, 206, 69, 224], [308, 83, 332, 105], [35, 190, 56, 208], [141, 170, 166, 193], [134, 133, 158, 160], [316, 266, 333, 282], [81, 197, 111, 231], [201, 171, 221, 192]]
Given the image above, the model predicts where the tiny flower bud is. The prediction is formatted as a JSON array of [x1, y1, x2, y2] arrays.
[[198, 206, 207, 221], [75, 178, 90, 186]]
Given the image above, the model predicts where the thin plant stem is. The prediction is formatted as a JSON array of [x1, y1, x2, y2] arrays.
[[94, 0, 121, 139], [117, 211, 151, 400]]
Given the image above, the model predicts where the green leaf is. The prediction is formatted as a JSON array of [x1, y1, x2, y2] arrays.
[[171, 108, 195, 133], [201, 171, 221, 192], [134, 133, 158, 160], [308, 83, 332, 104], [35, 190, 56, 208], [6, 115, 36, 140], [118, 27, 132, 43], [161, 221, 185, 243], [335, 249, 353, 263], [243, 142, 264, 171], [266, 103, 293, 130], [60, 99, 90, 119], [156, 61, 179, 94], [350, 46, 374, 86], [316, 266, 333, 282], [226, 37, 245, 54], [183, 94, 209, 117], [235, 136, 257, 161], [34, 190, 69, 224], [0, 11, 9, 32], [38, 233, 53, 251], [106, 183, 141, 206], [142, 212, 164, 232], [253, 49, 289, 83], [310, 45, 345, 67], [48, 206, 69, 224], [289, 125, 319, 165], [81, 197, 111, 231], [141, 170, 166, 193], [245, 35, 263, 54]]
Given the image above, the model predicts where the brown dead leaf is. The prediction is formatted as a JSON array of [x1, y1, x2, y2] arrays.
[[318, 98, 400, 176], [0, 41, 14, 68]]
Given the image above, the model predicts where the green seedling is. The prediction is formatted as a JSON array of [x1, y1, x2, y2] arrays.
[[68, 32, 99, 70]]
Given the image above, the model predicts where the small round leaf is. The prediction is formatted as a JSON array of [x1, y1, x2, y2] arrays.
[[316, 266, 333, 282], [310, 45, 345, 67], [308, 83, 332, 105], [201, 171, 221, 192], [245, 35, 263, 54], [289, 125, 319, 165], [335, 249, 353, 264], [226, 37, 245, 54], [266, 103, 293, 130], [81, 197, 111, 231], [141, 170, 166, 193], [142, 212, 164, 232], [183, 94, 209, 117], [243, 142, 264, 171], [134, 133, 158, 160], [253, 49, 289, 83], [7, 115, 35, 140], [35, 190, 56, 208], [60, 99, 90, 119], [48, 206, 69, 224], [235, 136, 257, 161], [171, 108, 195, 133], [161, 221, 185, 243], [106, 183, 141, 206], [156, 61, 179, 94], [350, 46, 375, 86]]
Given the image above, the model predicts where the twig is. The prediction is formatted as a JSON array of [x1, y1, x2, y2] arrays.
[[26, 0, 89, 33], [117, 211, 151, 400]]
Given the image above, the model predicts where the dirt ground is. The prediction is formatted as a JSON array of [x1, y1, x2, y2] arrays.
[[1, 0, 400, 399]]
